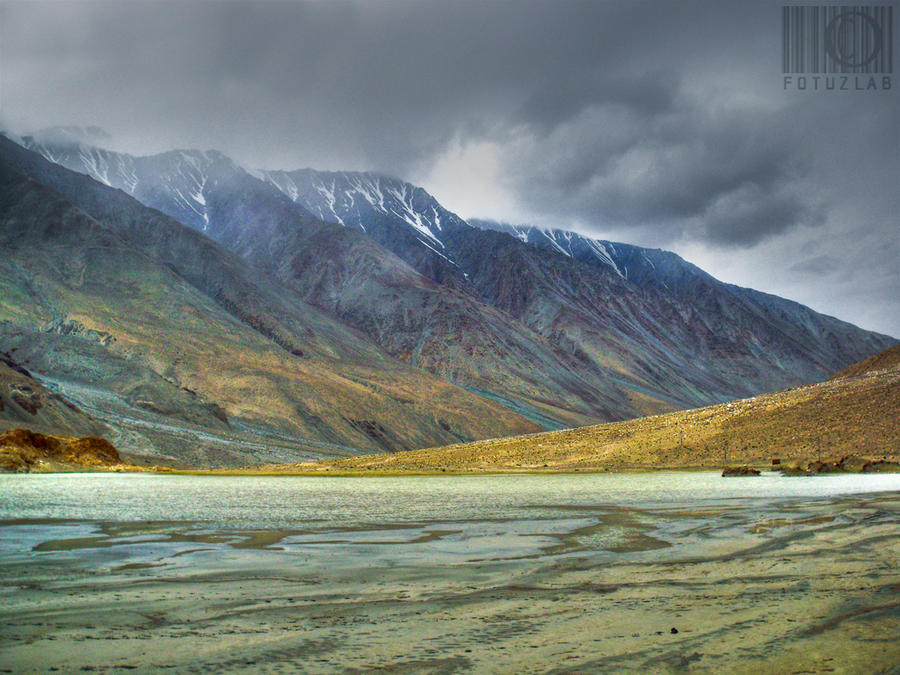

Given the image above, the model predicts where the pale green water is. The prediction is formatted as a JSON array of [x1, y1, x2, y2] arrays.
[[1, 471, 898, 527], [0, 472, 897, 569]]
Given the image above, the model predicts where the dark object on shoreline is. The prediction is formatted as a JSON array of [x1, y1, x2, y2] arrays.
[[722, 466, 761, 477], [781, 455, 900, 476]]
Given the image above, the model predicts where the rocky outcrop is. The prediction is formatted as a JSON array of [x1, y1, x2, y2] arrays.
[[721, 466, 761, 477], [43, 318, 115, 346], [0, 428, 123, 472], [781, 455, 900, 476]]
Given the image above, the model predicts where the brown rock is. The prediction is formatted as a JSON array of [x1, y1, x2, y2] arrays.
[[722, 466, 761, 477], [0, 428, 121, 472]]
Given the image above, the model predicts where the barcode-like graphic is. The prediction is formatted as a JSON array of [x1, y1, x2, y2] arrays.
[[782, 5, 893, 73]]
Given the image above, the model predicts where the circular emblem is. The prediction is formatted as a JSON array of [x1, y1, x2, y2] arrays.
[[825, 10, 883, 68]]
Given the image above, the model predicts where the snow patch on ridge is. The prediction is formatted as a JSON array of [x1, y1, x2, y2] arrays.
[[584, 239, 625, 278], [78, 147, 112, 186]]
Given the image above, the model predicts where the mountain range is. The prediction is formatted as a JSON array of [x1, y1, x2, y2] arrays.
[[0, 126, 893, 465], [0, 135, 538, 465]]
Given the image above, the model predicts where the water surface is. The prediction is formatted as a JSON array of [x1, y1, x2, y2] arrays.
[[2, 471, 897, 527], [1, 472, 898, 672]]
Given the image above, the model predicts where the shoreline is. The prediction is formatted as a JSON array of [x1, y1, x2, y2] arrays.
[[10, 456, 900, 477]]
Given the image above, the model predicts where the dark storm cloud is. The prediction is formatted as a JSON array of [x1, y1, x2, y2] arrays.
[[0, 0, 770, 175], [505, 97, 823, 247], [0, 0, 897, 333], [2, 0, 644, 169]]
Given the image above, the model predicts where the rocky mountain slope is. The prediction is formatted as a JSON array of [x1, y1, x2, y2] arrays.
[[0, 351, 108, 439], [20, 130, 897, 430], [456, 222, 897, 401], [0, 136, 540, 466], [19, 134, 665, 427], [260, 169, 474, 291], [261, 170, 895, 405]]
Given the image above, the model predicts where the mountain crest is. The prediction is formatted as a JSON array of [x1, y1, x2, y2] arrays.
[[262, 168, 460, 249]]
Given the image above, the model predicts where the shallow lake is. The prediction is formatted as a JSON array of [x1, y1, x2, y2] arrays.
[[1, 472, 898, 672], [0, 471, 897, 568], [3, 470, 899, 526]]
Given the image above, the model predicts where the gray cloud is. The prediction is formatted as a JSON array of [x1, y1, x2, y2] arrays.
[[503, 97, 823, 247], [789, 255, 840, 275], [517, 70, 681, 133], [0, 0, 776, 173], [0, 0, 897, 334]]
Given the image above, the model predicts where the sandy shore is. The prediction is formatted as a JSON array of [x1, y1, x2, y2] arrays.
[[1, 489, 899, 673]]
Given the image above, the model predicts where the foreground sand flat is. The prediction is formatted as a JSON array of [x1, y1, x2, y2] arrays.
[[1, 485, 898, 673]]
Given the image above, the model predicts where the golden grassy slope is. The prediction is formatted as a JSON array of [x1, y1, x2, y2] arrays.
[[264, 358, 900, 474], [830, 344, 900, 380]]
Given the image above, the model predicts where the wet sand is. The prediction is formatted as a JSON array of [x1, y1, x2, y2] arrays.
[[1, 490, 899, 673]]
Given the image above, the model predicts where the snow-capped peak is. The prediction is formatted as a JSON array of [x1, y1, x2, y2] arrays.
[[259, 168, 468, 255]]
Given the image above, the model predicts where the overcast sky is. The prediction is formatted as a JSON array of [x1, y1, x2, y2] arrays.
[[1, 0, 897, 335]]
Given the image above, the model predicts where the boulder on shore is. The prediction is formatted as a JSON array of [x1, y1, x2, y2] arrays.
[[722, 466, 761, 477], [781, 455, 900, 476]]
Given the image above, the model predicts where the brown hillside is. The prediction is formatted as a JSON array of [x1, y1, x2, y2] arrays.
[[830, 344, 900, 380], [268, 356, 900, 474]]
